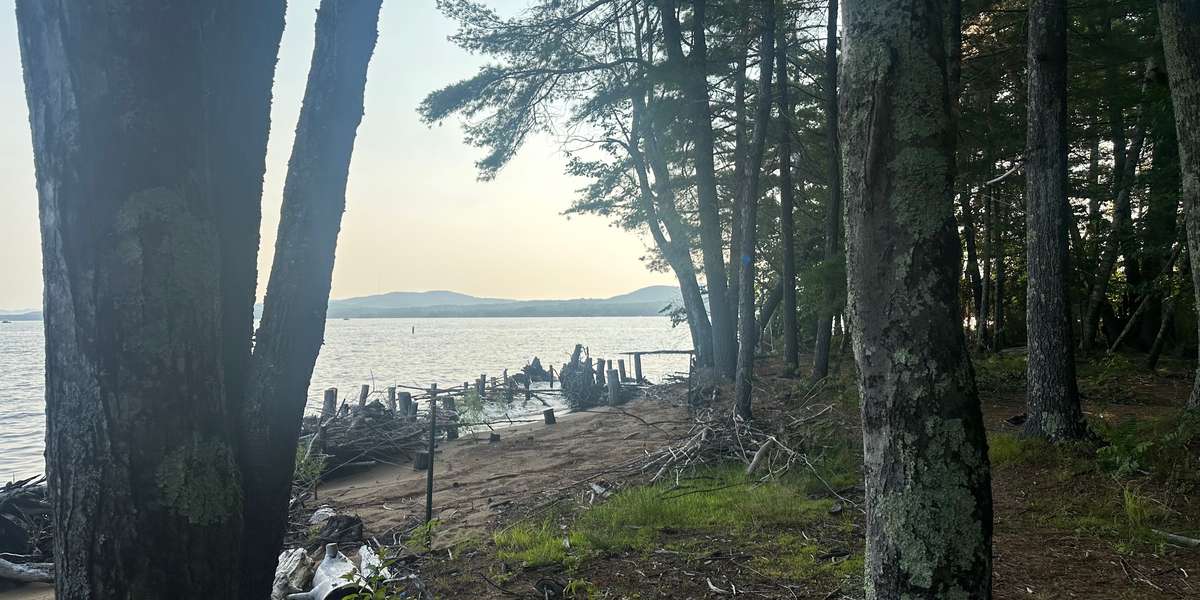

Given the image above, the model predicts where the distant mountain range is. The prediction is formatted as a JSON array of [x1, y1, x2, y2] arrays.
[[0, 286, 684, 321], [325, 285, 682, 318]]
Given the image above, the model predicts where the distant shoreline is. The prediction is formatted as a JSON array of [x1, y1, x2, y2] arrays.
[[1, 312, 676, 322]]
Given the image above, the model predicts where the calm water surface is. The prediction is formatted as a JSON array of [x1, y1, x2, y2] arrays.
[[0, 316, 690, 480]]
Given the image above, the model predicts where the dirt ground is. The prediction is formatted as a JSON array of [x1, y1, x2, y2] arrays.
[[3, 355, 1198, 599], [318, 396, 694, 547]]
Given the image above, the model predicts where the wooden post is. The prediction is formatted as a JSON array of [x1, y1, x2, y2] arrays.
[[549, 366, 555, 389], [503, 369, 513, 403], [425, 385, 436, 525], [543, 408, 556, 425], [413, 451, 431, 471], [476, 376, 485, 398], [358, 384, 370, 409], [322, 387, 338, 420], [595, 358, 606, 386], [488, 432, 501, 443], [398, 392, 413, 422], [444, 397, 458, 440], [606, 369, 621, 405], [617, 359, 627, 382], [633, 353, 643, 383], [386, 386, 397, 412], [524, 378, 531, 402]]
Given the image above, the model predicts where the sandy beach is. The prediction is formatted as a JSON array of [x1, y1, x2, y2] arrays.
[[0, 394, 690, 600]]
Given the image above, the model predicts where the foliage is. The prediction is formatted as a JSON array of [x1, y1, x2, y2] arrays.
[[1094, 413, 1200, 483], [293, 444, 326, 492]]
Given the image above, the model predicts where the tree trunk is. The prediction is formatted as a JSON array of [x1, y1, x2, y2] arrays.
[[1145, 294, 1176, 371], [15, 1, 285, 597], [993, 196, 1007, 349], [812, 0, 841, 380], [237, 2, 382, 597], [1158, 0, 1200, 410], [659, 0, 737, 379], [1081, 69, 1150, 352], [777, 26, 799, 375], [729, 32, 751, 327], [842, 1, 993, 597], [734, 0, 776, 420], [1022, 0, 1088, 441], [630, 89, 715, 369], [979, 190, 993, 351]]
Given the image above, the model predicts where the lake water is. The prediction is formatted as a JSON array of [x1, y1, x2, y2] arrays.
[[0, 316, 692, 480]]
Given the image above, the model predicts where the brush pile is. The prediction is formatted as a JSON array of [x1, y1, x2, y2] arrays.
[[300, 398, 457, 479], [0, 476, 53, 588], [642, 375, 857, 504]]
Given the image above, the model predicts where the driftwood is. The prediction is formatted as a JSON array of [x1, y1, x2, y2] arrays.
[[0, 557, 52, 584], [560, 344, 604, 409]]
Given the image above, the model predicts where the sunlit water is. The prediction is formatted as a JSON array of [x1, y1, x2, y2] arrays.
[[0, 316, 691, 480]]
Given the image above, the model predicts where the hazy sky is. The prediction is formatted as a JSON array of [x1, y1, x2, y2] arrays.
[[0, 1, 673, 311]]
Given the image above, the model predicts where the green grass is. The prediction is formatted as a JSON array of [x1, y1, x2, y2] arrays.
[[493, 464, 861, 584], [987, 420, 1199, 552]]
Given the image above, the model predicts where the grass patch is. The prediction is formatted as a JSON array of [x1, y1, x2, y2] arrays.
[[493, 464, 861, 586], [494, 520, 583, 568], [988, 415, 1200, 552], [576, 465, 836, 554]]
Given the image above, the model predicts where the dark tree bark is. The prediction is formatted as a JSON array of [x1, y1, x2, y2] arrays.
[[1158, 0, 1200, 410], [812, 0, 841, 380], [733, 0, 776, 420], [15, 1, 285, 597], [777, 26, 799, 375], [842, 1, 993, 597], [237, 2, 382, 597], [659, 0, 737, 379], [1022, 0, 1088, 441], [1081, 67, 1150, 352], [757, 279, 784, 344], [1145, 294, 1176, 371]]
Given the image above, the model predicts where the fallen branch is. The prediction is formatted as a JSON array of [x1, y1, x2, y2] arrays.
[[0, 557, 52, 584]]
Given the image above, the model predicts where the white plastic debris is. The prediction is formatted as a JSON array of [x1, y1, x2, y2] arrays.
[[270, 548, 312, 600], [287, 543, 366, 600], [357, 545, 394, 580]]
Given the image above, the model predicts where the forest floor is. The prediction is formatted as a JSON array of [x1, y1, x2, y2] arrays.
[[396, 350, 1200, 599], [2, 350, 1197, 600]]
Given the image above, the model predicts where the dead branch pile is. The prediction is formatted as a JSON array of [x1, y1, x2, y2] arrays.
[[0, 476, 52, 588], [641, 377, 859, 505], [301, 399, 458, 478]]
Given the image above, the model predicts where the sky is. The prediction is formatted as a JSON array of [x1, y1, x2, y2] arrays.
[[0, 0, 674, 312]]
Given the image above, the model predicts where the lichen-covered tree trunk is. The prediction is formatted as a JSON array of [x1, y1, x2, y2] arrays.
[[733, 0, 776, 420], [777, 27, 799, 375], [15, 1, 284, 597], [1023, 0, 1087, 441], [812, 0, 841, 381], [841, 1, 993, 597], [238, 2, 382, 597], [659, 0, 737, 379], [1158, 0, 1200, 410]]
